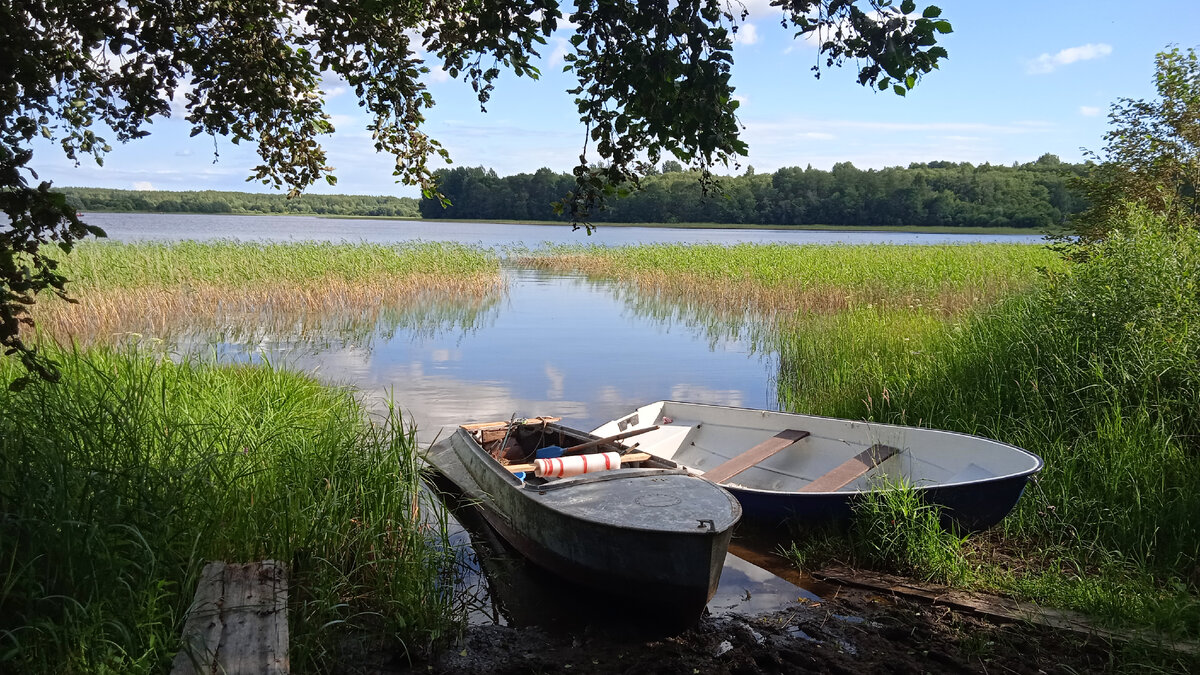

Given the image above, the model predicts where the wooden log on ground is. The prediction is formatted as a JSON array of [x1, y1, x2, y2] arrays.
[[812, 566, 1200, 655], [171, 560, 289, 675]]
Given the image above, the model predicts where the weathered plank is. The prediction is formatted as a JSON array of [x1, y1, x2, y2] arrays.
[[702, 429, 810, 484], [799, 443, 898, 493], [171, 560, 289, 675], [813, 566, 1200, 655]]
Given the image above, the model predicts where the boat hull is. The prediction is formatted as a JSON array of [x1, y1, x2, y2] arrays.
[[729, 471, 1034, 531], [594, 401, 1043, 532], [426, 425, 740, 624]]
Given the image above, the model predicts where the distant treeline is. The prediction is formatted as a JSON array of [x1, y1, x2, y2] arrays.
[[419, 155, 1089, 229], [59, 188, 421, 218]]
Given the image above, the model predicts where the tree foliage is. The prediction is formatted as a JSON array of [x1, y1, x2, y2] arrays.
[[60, 188, 421, 218], [420, 157, 1085, 229], [2, 0, 950, 381], [1074, 47, 1200, 244]]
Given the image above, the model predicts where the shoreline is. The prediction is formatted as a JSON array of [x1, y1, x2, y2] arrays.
[[75, 210, 1057, 237]]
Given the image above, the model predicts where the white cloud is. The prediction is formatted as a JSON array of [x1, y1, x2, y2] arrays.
[[668, 383, 744, 408], [1079, 105, 1102, 117], [1027, 43, 1113, 75], [738, 0, 785, 18], [320, 72, 349, 99], [545, 363, 564, 400], [168, 81, 193, 118], [548, 37, 569, 67], [731, 115, 1062, 174], [734, 23, 759, 46], [132, 181, 155, 191]]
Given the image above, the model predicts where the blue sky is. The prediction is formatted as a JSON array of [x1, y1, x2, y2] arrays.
[[36, 0, 1200, 198]]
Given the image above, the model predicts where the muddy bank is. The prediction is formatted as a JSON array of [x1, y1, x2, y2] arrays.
[[372, 583, 1138, 675]]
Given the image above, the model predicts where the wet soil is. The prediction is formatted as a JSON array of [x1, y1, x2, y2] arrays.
[[371, 581, 1135, 675]]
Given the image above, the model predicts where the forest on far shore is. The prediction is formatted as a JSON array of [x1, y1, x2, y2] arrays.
[[59, 187, 422, 219], [59, 153, 1088, 230], [421, 155, 1087, 230]]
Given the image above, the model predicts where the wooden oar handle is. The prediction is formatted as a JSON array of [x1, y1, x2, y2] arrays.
[[563, 425, 660, 455], [506, 452, 652, 474]]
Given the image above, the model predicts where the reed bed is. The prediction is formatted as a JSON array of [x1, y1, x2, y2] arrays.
[[32, 241, 503, 343], [527, 235, 1200, 641], [776, 211, 1200, 640], [518, 243, 1060, 317], [0, 346, 463, 673]]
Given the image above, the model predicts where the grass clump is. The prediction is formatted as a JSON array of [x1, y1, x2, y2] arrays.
[[787, 479, 970, 586], [0, 346, 461, 673]]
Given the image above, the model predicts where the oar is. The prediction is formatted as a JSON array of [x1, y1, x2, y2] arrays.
[[562, 425, 660, 455], [506, 452, 653, 474]]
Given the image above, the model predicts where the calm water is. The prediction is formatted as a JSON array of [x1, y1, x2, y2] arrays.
[[205, 267, 773, 446], [90, 211, 1042, 624], [83, 211, 1048, 246]]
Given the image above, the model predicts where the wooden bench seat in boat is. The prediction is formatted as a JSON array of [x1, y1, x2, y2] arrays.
[[799, 443, 900, 493], [702, 429, 811, 483]]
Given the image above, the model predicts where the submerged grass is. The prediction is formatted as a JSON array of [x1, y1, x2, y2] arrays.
[[33, 241, 503, 343], [0, 346, 462, 673]]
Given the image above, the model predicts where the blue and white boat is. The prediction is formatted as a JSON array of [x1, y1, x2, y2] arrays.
[[594, 401, 1043, 531]]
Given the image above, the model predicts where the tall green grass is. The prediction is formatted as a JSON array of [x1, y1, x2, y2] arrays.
[[778, 207, 1200, 635], [0, 346, 462, 673], [519, 242, 1060, 308]]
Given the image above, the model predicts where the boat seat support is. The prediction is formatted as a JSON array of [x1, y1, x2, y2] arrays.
[[799, 444, 900, 493], [702, 429, 810, 483]]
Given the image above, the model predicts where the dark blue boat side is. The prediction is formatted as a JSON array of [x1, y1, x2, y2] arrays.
[[594, 401, 1044, 532]]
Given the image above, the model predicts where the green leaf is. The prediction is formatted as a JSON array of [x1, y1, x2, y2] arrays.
[[901, 0, 916, 14], [933, 20, 953, 34], [922, 5, 942, 18], [893, 84, 907, 96]]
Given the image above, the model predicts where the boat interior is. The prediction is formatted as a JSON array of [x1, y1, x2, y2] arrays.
[[461, 418, 676, 486], [594, 402, 1043, 493]]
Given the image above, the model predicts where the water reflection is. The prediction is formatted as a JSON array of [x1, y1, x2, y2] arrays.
[[429, 475, 818, 630], [180, 269, 778, 445]]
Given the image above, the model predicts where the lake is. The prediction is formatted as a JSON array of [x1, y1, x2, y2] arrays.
[[85, 212, 1045, 624], [82, 211, 1048, 246]]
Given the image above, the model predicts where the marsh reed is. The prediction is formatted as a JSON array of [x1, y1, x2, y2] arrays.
[[518, 242, 1060, 319], [31, 241, 503, 343]]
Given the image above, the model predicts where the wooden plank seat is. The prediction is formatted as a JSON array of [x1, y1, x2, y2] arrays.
[[799, 443, 900, 493], [702, 429, 811, 484]]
